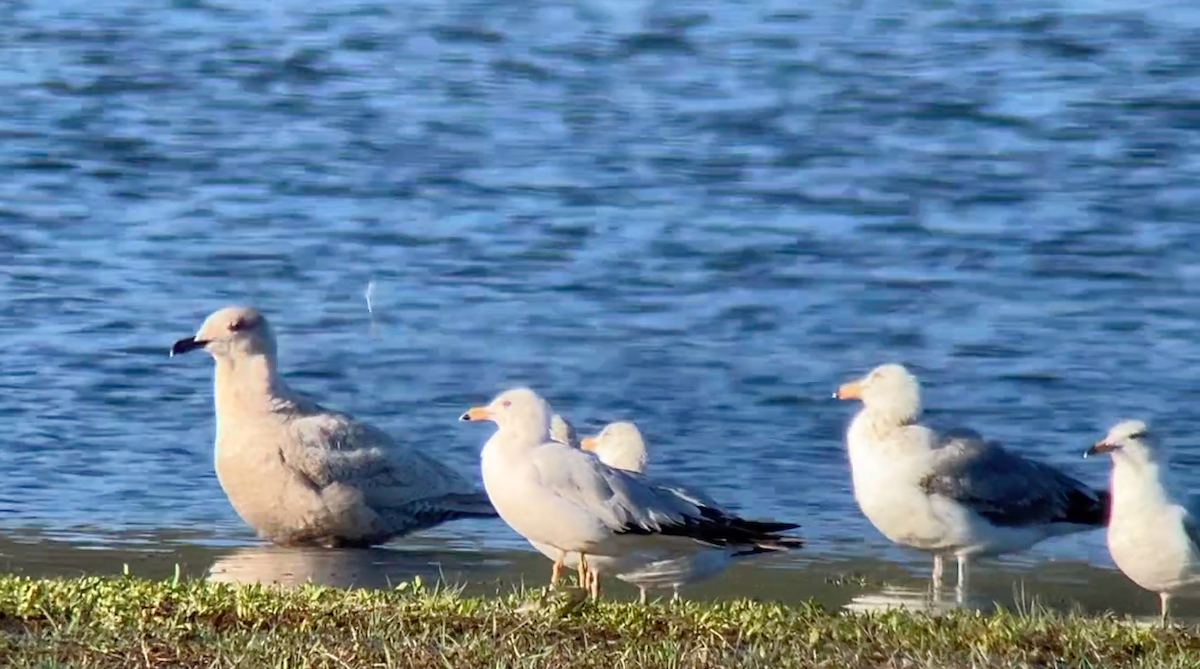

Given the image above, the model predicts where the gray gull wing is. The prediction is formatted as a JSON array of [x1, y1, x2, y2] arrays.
[[529, 442, 798, 546], [919, 427, 1107, 528], [279, 400, 496, 534]]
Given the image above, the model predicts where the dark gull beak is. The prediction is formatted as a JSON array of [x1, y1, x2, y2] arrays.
[[170, 337, 207, 357]]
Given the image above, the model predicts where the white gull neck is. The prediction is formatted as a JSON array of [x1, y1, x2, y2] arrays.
[[213, 354, 294, 419], [1111, 457, 1174, 514]]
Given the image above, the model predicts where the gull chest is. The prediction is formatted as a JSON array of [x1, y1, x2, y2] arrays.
[[1108, 491, 1196, 593], [214, 423, 301, 533], [481, 442, 612, 553], [847, 425, 945, 550]]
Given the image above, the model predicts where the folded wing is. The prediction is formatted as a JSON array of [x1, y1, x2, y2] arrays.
[[920, 427, 1106, 528]]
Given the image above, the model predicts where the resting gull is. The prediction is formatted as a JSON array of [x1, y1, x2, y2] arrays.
[[1086, 419, 1199, 625], [834, 363, 1108, 597], [170, 305, 497, 547], [460, 388, 803, 599]]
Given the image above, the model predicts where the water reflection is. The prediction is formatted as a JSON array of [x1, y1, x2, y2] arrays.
[[207, 544, 502, 589], [842, 583, 1001, 616], [844, 583, 951, 615]]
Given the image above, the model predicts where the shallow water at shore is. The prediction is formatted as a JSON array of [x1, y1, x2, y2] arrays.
[[0, 529, 1183, 623]]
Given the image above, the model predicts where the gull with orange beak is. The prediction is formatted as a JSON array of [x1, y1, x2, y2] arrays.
[[170, 305, 497, 547], [834, 363, 1108, 602], [461, 390, 803, 600], [1085, 420, 1200, 625], [463, 399, 588, 588]]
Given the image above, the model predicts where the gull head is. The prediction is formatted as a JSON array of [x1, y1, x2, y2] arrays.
[[834, 363, 922, 422], [460, 387, 553, 439], [580, 421, 648, 474], [171, 306, 277, 362], [1086, 419, 1160, 464], [549, 414, 579, 448]]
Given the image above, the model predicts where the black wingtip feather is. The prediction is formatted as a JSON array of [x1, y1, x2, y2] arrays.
[[618, 504, 805, 551], [731, 535, 806, 557], [1063, 488, 1110, 527], [692, 506, 800, 533], [730, 519, 802, 534]]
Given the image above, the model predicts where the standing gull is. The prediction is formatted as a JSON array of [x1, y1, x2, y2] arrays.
[[460, 388, 803, 599], [576, 421, 801, 602], [834, 363, 1108, 598], [1086, 420, 1199, 625], [170, 306, 497, 547]]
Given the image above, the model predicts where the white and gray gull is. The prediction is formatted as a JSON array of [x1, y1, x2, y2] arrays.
[[170, 305, 497, 547], [834, 363, 1108, 595], [1086, 419, 1199, 625], [460, 388, 803, 599]]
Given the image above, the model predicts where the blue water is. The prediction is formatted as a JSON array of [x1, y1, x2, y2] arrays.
[[3, 0, 1200, 582]]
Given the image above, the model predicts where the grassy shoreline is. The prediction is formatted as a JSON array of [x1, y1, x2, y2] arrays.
[[0, 575, 1195, 668]]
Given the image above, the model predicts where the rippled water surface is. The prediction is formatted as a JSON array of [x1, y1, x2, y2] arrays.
[[3, 0, 1200, 617]]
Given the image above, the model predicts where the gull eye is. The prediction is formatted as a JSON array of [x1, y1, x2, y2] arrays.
[[501, 400, 511, 408], [228, 315, 259, 332], [1128, 431, 1147, 440]]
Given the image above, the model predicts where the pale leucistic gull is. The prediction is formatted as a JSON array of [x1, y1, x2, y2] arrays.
[[459, 388, 804, 600], [1086, 419, 1199, 625], [170, 306, 497, 547], [834, 363, 1108, 598], [528, 421, 801, 602]]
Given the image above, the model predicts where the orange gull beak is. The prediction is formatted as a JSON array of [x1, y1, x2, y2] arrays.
[[580, 437, 598, 452], [459, 406, 492, 422], [834, 380, 864, 401]]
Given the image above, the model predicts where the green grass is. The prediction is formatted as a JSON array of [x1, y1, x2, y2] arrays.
[[0, 574, 1194, 668]]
